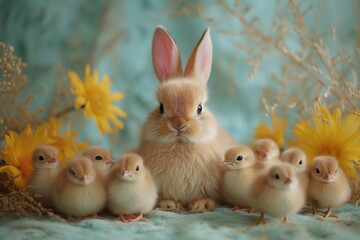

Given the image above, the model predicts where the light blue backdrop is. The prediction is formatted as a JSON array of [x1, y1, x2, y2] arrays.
[[0, 0, 358, 158]]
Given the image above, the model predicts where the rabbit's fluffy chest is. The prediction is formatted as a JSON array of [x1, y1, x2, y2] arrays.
[[139, 140, 224, 204]]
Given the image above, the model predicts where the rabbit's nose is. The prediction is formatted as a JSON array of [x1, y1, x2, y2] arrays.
[[170, 117, 187, 130]]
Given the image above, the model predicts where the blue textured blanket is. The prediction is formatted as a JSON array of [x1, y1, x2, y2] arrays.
[[1, 205, 360, 240]]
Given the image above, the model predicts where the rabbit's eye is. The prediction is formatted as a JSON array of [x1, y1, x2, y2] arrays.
[[197, 104, 203, 114], [236, 155, 243, 161], [316, 168, 320, 173], [275, 174, 280, 180], [95, 155, 102, 160], [159, 103, 164, 114], [38, 155, 45, 161], [298, 160, 303, 165], [135, 165, 140, 171], [70, 170, 76, 176]]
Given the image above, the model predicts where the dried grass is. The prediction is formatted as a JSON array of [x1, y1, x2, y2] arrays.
[[0, 175, 64, 222], [169, 0, 359, 118], [0, 42, 43, 142]]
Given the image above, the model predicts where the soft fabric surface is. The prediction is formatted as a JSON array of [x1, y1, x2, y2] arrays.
[[1, 205, 360, 240]]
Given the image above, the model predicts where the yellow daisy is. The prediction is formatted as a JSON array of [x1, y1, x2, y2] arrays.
[[291, 105, 360, 179], [254, 115, 288, 149], [0, 124, 48, 189], [68, 65, 128, 135], [45, 117, 88, 164]]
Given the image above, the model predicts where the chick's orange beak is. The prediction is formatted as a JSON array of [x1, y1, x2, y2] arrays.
[[106, 158, 116, 165], [122, 170, 132, 178], [284, 177, 292, 184], [47, 158, 57, 164], [324, 174, 333, 181], [81, 175, 89, 183]]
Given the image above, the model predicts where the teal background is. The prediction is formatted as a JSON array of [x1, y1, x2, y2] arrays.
[[0, 0, 358, 157]]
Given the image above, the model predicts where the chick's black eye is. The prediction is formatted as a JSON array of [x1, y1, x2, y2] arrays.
[[135, 165, 140, 171], [159, 103, 164, 114], [299, 160, 303, 165], [236, 155, 243, 161], [38, 156, 44, 161], [95, 155, 103, 160], [275, 174, 280, 180], [316, 168, 320, 173], [197, 104, 203, 114]]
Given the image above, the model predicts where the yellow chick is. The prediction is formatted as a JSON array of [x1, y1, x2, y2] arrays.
[[27, 145, 60, 208], [52, 157, 106, 220], [107, 153, 157, 222], [308, 156, 351, 219], [252, 138, 280, 169], [249, 162, 305, 225], [222, 145, 260, 212], [281, 148, 309, 193], [82, 146, 115, 182]]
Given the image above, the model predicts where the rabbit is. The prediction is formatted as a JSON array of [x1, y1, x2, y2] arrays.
[[136, 26, 235, 212]]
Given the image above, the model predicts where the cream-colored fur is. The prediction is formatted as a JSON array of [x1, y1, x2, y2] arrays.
[[107, 154, 157, 218], [308, 156, 351, 209], [136, 26, 235, 211], [52, 157, 106, 217], [249, 163, 305, 221]]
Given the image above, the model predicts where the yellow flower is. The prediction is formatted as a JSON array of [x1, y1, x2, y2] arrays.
[[68, 65, 128, 135], [255, 115, 288, 149], [291, 105, 360, 179], [45, 117, 88, 164], [0, 124, 48, 189]]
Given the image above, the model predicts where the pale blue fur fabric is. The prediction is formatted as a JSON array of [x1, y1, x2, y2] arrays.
[[0, 0, 359, 239], [1, 205, 360, 240]]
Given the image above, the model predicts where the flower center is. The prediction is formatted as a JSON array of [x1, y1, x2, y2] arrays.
[[87, 86, 111, 115]]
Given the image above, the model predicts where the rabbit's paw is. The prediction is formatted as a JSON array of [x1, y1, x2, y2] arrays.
[[158, 200, 185, 212], [188, 198, 218, 213]]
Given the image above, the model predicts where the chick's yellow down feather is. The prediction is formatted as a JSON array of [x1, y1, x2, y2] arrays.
[[222, 145, 261, 212], [308, 156, 351, 219], [52, 157, 106, 219], [249, 163, 305, 224], [107, 153, 158, 222], [27, 145, 61, 208]]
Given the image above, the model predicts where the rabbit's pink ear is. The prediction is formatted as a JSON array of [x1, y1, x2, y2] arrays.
[[152, 26, 183, 82], [184, 28, 212, 83]]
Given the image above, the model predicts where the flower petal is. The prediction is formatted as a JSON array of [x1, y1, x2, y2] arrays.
[[0, 165, 25, 189]]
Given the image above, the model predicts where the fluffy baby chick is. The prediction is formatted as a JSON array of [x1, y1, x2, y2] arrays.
[[308, 156, 351, 219], [281, 148, 309, 193], [107, 153, 157, 222], [249, 162, 305, 225], [27, 145, 60, 208], [82, 146, 115, 182], [222, 145, 260, 212], [52, 157, 106, 220], [252, 138, 280, 169]]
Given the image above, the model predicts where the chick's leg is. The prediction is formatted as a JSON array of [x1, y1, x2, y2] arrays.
[[321, 207, 340, 219], [229, 205, 240, 211], [250, 212, 266, 226], [117, 213, 148, 222], [239, 207, 254, 214]]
